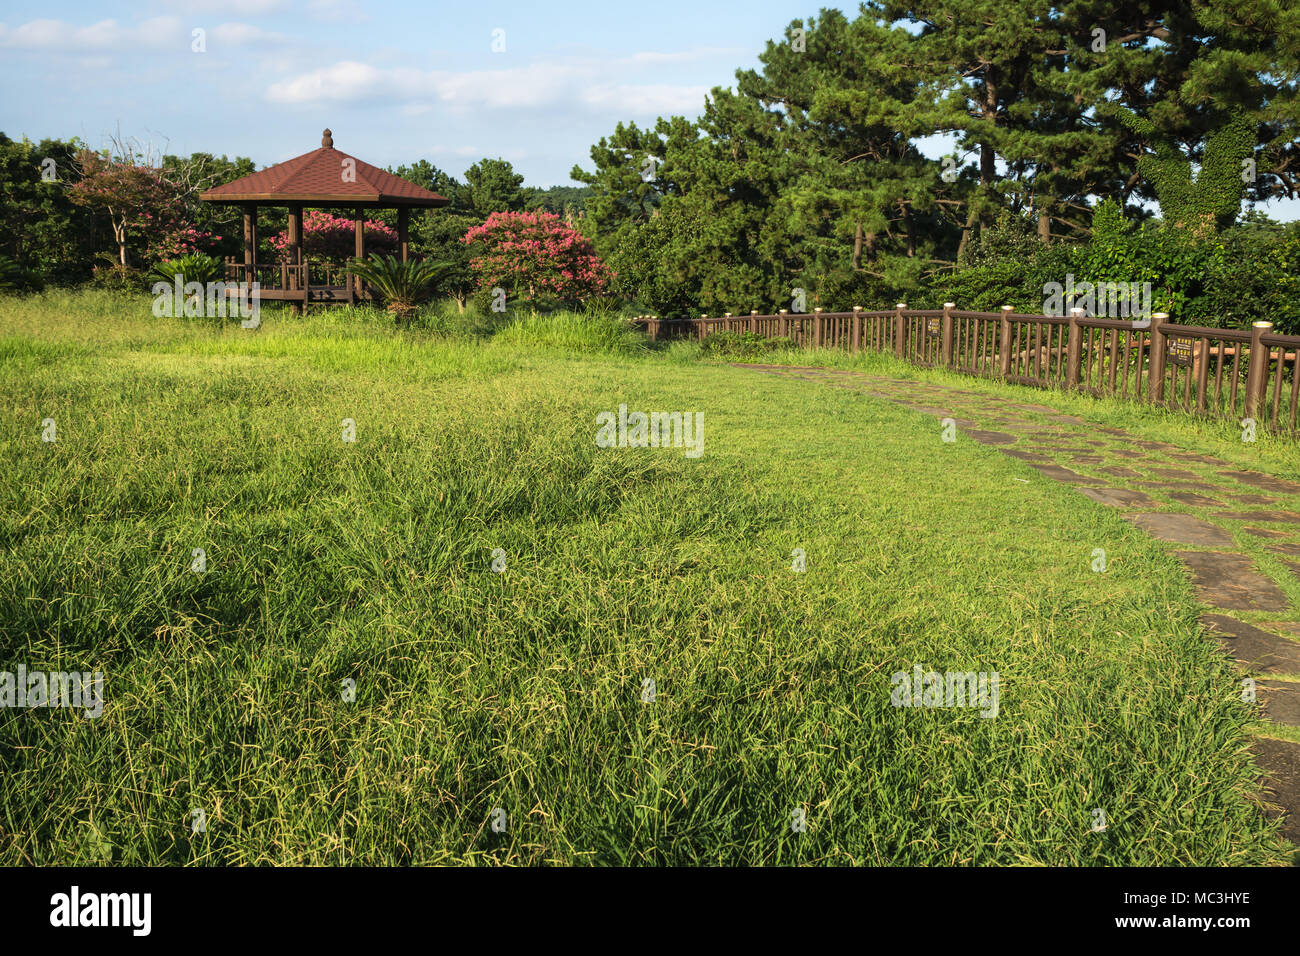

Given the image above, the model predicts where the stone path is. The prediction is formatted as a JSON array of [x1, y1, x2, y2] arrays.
[[736, 362, 1300, 846]]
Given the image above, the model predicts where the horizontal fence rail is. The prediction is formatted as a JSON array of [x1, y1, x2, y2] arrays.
[[631, 306, 1300, 436]]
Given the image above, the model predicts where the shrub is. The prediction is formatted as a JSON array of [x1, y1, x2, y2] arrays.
[[700, 330, 797, 359], [1190, 220, 1300, 333], [461, 210, 612, 310], [147, 252, 225, 289], [88, 257, 146, 295], [348, 254, 450, 323], [0, 255, 45, 294]]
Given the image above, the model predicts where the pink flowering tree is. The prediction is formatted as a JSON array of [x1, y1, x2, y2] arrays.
[[270, 209, 397, 261], [68, 150, 215, 267], [461, 211, 612, 308], [146, 222, 219, 262]]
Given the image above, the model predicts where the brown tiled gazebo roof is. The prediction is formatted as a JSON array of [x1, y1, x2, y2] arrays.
[[199, 129, 449, 208]]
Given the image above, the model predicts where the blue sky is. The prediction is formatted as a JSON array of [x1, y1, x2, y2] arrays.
[[2, 0, 1295, 219], [0, 0, 802, 182]]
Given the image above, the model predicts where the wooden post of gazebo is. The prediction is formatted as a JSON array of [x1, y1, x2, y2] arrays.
[[286, 207, 300, 285], [243, 204, 256, 288], [290, 204, 305, 314], [397, 207, 409, 263], [352, 212, 364, 303]]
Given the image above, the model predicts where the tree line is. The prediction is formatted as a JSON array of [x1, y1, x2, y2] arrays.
[[570, 1, 1299, 328]]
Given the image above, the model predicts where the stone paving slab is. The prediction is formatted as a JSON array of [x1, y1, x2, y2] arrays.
[[1214, 511, 1300, 525], [1250, 737, 1300, 843], [1136, 440, 1181, 451], [1134, 480, 1226, 493], [1019, 444, 1096, 453], [1029, 464, 1103, 485], [1179, 554, 1291, 612], [1000, 449, 1052, 462], [1229, 494, 1282, 506], [1126, 513, 1235, 546], [1222, 471, 1300, 495], [1097, 466, 1142, 479], [1200, 615, 1300, 673], [1258, 680, 1300, 727], [1077, 488, 1157, 508], [1166, 491, 1226, 507], [1245, 527, 1295, 539], [965, 429, 1018, 445]]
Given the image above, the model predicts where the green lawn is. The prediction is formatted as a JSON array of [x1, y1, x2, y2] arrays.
[[0, 290, 1289, 865]]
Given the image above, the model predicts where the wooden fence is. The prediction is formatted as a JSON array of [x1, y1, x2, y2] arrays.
[[632, 306, 1300, 435]]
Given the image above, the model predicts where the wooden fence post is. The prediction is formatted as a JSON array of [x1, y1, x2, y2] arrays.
[[941, 302, 955, 368], [779, 309, 789, 340], [814, 307, 824, 348], [852, 306, 862, 353], [698, 314, 707, 342], [1147, 312, 1169, 403], [1066, 307, 1083, 389], [1245, 321, 1274, 421], [998, 305, 1013, 378], [894, 302, 907, 359]]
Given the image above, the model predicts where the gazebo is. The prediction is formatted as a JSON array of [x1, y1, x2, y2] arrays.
[[199, 129, 449, 311]]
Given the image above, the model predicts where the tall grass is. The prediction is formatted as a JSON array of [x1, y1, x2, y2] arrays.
[[0, 290, 1289, 865], [490, 311, 649, 354]]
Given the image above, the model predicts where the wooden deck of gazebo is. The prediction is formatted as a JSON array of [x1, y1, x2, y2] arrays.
[[218, 258, 375, 306], [199, 129, 449, 311]]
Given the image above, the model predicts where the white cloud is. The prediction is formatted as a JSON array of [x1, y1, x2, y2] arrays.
[[266, 60, 394, 103], [265, 57, 712, 116], [581, 83, 708, 115], [307, 0, 371, 23], [0, 17, 183, 50], [212, 22, 287, 45], [160, 0, 288, 14]]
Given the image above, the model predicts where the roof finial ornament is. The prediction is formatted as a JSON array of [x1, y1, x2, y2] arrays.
[[322, 128, 333, 148]]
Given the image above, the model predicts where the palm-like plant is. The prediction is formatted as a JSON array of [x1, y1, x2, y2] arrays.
[[147, 252, 224, 288], [348, 254, 449, 322]]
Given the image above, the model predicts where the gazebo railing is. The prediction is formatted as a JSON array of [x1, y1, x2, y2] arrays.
[[222, 257, 368, 303]]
